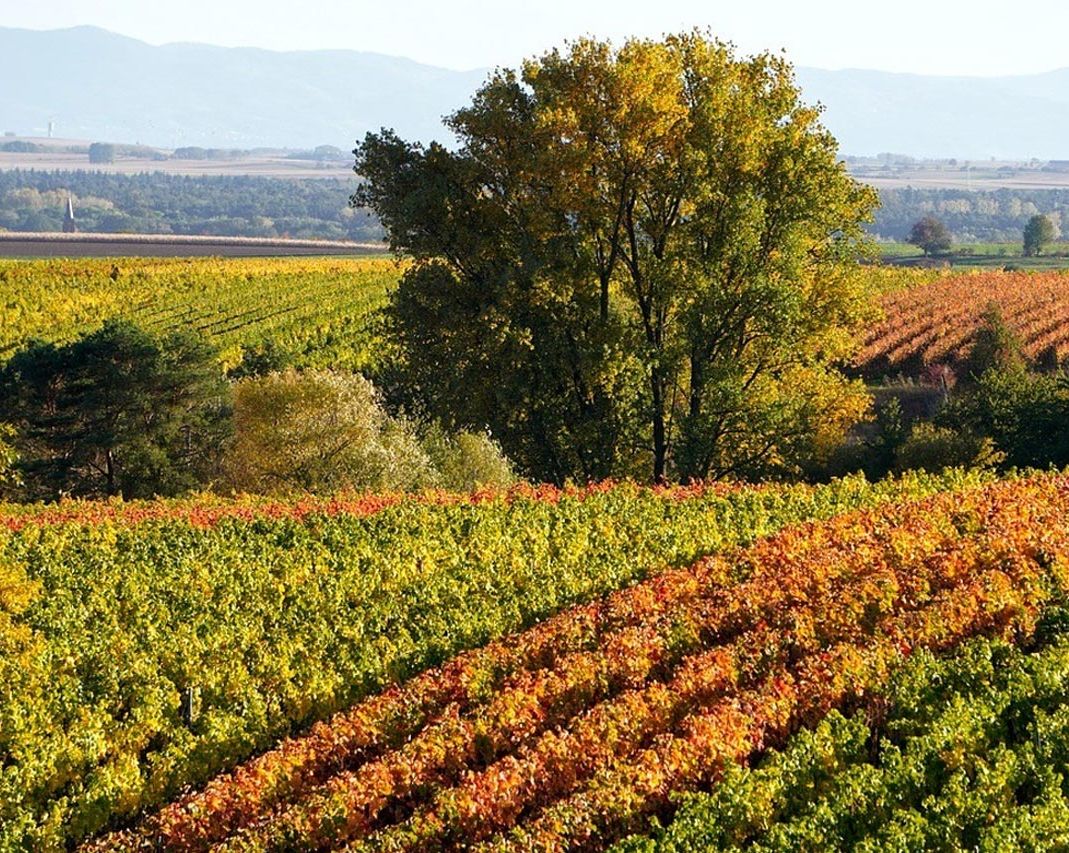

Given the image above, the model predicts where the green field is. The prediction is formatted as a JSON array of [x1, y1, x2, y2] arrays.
[[0, 256, 397, 371], [879, 241, 1069, 270]]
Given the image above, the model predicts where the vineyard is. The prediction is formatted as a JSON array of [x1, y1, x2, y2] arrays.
[[65, 471, 1069, 851], [0, 257, 396, 370], [6, 468, 1069, 850], [856, 269, 1069, 378], [616, 625, 1069, 851]]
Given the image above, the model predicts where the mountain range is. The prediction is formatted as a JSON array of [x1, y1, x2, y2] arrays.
[[2, 25, 1068, 160]]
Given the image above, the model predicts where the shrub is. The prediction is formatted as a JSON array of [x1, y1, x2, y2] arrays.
[[87, 142, 116, 164], [421, 425, 515, 491], [893, 422, 1003, 473], [940, 367, 1069, 469], [224, 368, 434, 494], [962, 304, 1025, 379]]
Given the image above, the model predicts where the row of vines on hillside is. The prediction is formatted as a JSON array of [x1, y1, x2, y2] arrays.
[[0, 471, 978, 850], [615, 623, 1069, 851], [858, 270, 1069, 377], [86, 472, 1069, 851], [0, 257, 396, 371]]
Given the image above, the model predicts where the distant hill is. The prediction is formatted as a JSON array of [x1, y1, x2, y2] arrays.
[[0, 26, 484, 151], [796, 67, 1069, 160], [2, 25, 1068, 158]]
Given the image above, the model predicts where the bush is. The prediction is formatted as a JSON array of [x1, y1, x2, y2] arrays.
[[962, 304, 1025, 379], [421, 425, 515, 491], [87, 142, 115, 164], [224, 369, 433, 494], [893, 422, 1003, 473], [940, 367, 1069, 469], [0, 423, 19, 494], [224, 370, 518, 495]]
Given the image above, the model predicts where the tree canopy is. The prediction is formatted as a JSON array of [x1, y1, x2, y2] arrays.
[[0, 321, 231, 500], [355, 31, 877, 483], [908, 216, 953, 256], [1023, 214, 1057, 256]]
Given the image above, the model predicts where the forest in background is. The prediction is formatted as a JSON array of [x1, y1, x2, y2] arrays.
[[1, 168, 1067, 245]]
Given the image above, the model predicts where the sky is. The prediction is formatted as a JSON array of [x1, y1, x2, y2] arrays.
[[2, 0, 1069, 77]]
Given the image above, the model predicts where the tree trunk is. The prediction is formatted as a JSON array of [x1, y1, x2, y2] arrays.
[[651, 366, 667, 484], [105, 448, 116, 496]]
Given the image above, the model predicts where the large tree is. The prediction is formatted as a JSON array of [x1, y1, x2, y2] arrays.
[[908, 216, 952, 257], [356, 32, 876, 483], [0, 321, 231, 499]]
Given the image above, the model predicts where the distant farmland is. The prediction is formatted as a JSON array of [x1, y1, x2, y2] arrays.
[[0, 232, 385, 258]]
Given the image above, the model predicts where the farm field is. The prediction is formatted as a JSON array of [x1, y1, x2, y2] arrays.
[[14, 469, 1053, 851], [0, 470, 983, 849], [0, 256, 396, 371], [615, 623, 1069, 851], [856, 269, 1069, 378], [0, 233, 383, 259], [879, 241, 1069, 270]]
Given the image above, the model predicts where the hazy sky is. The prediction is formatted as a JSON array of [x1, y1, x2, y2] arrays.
[[3, 0, 1069, 76]]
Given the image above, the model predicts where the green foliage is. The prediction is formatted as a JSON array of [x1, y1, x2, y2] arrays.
[[420, 425, 515, 492], [963, 304, 1026, 379], [908, 215, 953, 256], [0, 424, 19, 494], [0, 257, 393, 374], [87, 142, 116, 164], [225, 339, 295, 379], [356, 31, 876, 484], [0, 170, 382, 240], [614, 623, 1069, 852], [940, 367, 1069, 470], [872, 187, 1069, 245], [0, 321, 231, 500], [0, 469, 980, 849], [224, 369, 434, 494], [1024, 213, 1058, 257], [893, 421, 1004, 474], [866, 397, 907, 476]]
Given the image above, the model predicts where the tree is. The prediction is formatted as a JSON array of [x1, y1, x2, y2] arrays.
[[1023, 213, 1056, 256], [88, 142, 116, 164], [0, 321, 231, 500], [355, 32, 876, 483], [908, 216, 952, 256], [962, 304, 1025, 379], [0, 423, 19, 495]]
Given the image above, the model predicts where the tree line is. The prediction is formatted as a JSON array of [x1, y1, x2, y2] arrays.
[[0, 171, 382, 241], [875, 187, 1069, 243], [0, 322, 512, 501]]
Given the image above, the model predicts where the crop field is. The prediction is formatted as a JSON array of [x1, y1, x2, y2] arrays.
[[856, 269, 1069, 378], [0, 469, 995, 850], [4, 470, 1049, 851], [616, 624, 1069, 851], [0, 256, 396, 371]]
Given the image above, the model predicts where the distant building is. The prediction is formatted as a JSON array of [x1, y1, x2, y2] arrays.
[[1047, 161, 1069, 172], [63, 196, 77, 233]]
